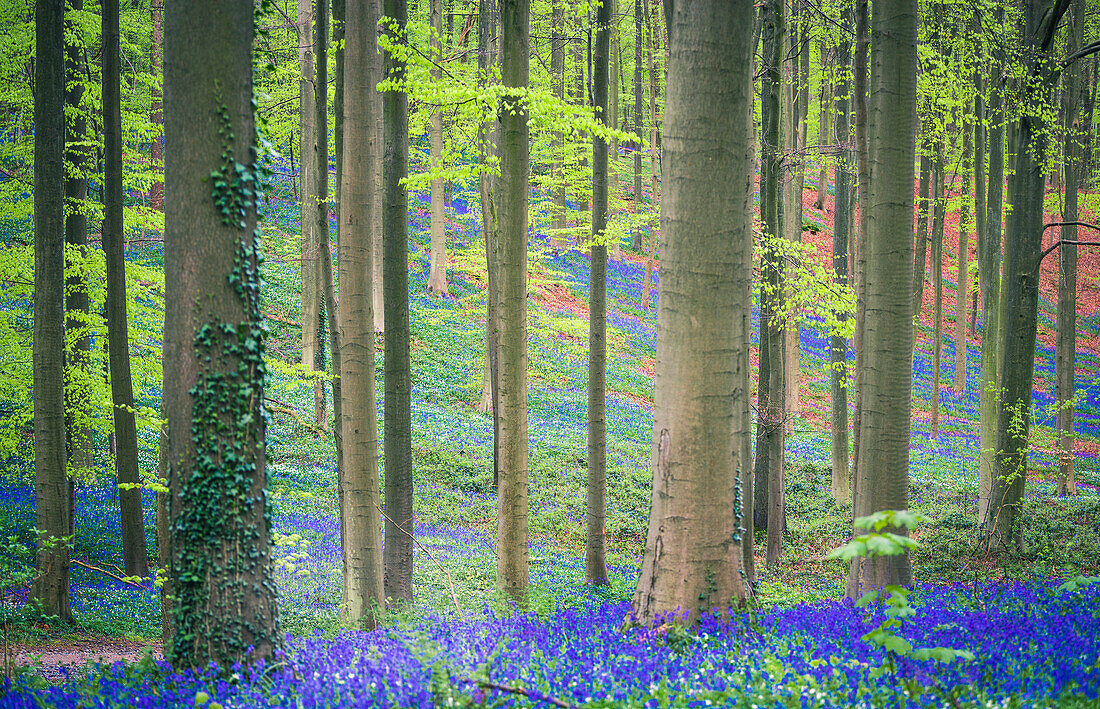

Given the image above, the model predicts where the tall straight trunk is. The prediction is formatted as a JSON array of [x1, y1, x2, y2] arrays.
[[427, 0, 449, 295], [930, 150, 944, 437], [847, 0, 916, 599], [984, 0, 1068, 552], [783, 1, 803, 432], [31, 0, 72, 624], [157, 429, 171, 641], [383, 0, 414, 603], [849, 0, 869, 507], [978, 5, 1005, 521], [499, 0, 532, 606], [477, 0, 499, 414], [299, 0, 323, 423], [1056, 0, 1085, 496], [973, 63, 986, 338], [640, 0, 659, 308], [753, 0, 785, 563], [831, 12, 853, 507], [630, 0, 644, 251], [913, 150, 930, 315], [150, 0, 163, 211], [497, 0, 530, 606], [740, 0, 756, 585], [608, 0, 620, 259], [573, 9, 588, 217], [955, 121, 972, 392], [65, 0, 93, 482], [586, 0, 611, 587], [313, 0, 331, 428], [163, 0, 281, 667], [814, 40, 831, 211], [340, 0, 384, 625], [632, 0, 753, 626], [549, 0, 567, 247], [104, 0, 148, 578]]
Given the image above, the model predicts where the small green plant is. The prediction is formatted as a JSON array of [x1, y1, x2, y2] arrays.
[[828, 510, 975, 700]]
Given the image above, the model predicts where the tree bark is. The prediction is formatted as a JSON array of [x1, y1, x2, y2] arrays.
[[427, 0, 449, 295], [31, 0, 72, 624], [930, 149, 944, 437], [984, 0, 1069, 551], [150, 0, 164, 211], [1056, 0, 1084, 496], [476, 0, 499, 415], [913, 150, 930, 315], [783, 0, 803, 434], [586, 0, 611, 587], [632, 0, 753, 626], [630, 0, 644, 252], [830, 9, 853, 507], [978, 5, 1005, 522], [549, 0, 567, 248], [848, 0, 869, 504], [814, 39, 830, 211], [383, 0, 415, 603], [753, 0, 785, 560], [640, 0, 660, 309], [299, 0, 324, 425], [497, 0, 531, 606], [104, 0, 148, 578], [163, 0, 281, 667], [955, 119, 972, 393], [340, 0, 384, 626], [846, 0, 916, 599]]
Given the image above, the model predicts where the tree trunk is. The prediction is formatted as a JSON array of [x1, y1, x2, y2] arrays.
[[930, 150, 944, 438], [984, 0, 1067, 552], [814, 39, 830, 211], [150, 0, 163, 211], [608, 0, 620, 259], [630, 0, 644, 252], [913, 150, 930, 315], [846, 0, 916, 599], [586, 0, 611, 587], [830, 10, 853, 507], [163, 0, 281, 667], [157, 429, 171, 641], [382, 0, 415, 603], [476, 0, 499, 416], [973, 62, 986, 338], [1056, 0, 1084, 496], [497, 0, 531, 606], [783, 1, 803, 434], [64, 0, 94, 484], [299, 0, 323, 426], [427, 0, 449, 295], [640, 0, 660, 309], [848, 0, 869, 511], [31, 0, 72, 624], [753, 0, 785, 563], [104, 0, 148, 578], [978, 5, 1005, 522], [955, 120, 972, 393], [632, 0, 753, 626], [340, 0, 384, 626], [549, 0, 567, 248]]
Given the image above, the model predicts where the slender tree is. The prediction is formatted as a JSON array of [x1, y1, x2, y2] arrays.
[[846, 0, 916, 598], [630, 0, 644, 252], [31, 0, 71, 624], [549, 0, 567, 248], [497, 0, 531, 606], [985, 0, 1072, 550], [341, 0, 385, 625], [150, 0, 164, 211], [586, 0, 611, 587], [476, 0, 499, 415], [753, 0, 786, 562], [632, 0, 754, 626], [830, 6, 853, 506], [104, 0, 148, 577], [163, 0, 281, 667], [929, 150, 944, 437], [299, 0, 324, 427], [913, 148, 930, 315], [383, 0, 415, 602], [955, 118, 972, 393], [427, 0, 449, 295], [1056, 0, 1085, 496]]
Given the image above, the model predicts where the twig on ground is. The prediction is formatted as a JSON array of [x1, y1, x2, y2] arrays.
[[470, 679, 578, 709], [374, 504, 461, 616], [72, 560, 143, 588]]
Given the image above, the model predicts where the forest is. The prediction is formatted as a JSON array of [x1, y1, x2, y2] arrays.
[[1, 0, 1100, 706]]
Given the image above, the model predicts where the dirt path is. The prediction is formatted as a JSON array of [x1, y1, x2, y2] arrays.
[[7, 635, 162, 683]]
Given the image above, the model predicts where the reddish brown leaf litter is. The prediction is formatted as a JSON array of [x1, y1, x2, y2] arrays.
[[6, 634, 161, 683]]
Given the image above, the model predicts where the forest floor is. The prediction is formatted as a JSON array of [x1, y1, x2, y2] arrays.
[[3, 156, 1100, 705]]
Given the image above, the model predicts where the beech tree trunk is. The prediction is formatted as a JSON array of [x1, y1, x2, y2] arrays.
[[476, 0, 499, 414], [847, 0, 916, 599], [753, 0, 785, 560], [104, 0, 148, 578], [427, 0, 449, 295], [586, 0, 611, 586], [150, 0, 164, 211], [299, 0, 324, 426], [913, 150, 930, 316], [383, 0, 415, 603], [549, 0, 567, 248], [830, 10, 853, 507], [955, 122, 972, 393], [640, 0, 660, 309], [632, 0, 753, 626], [929, 150, 944, 438], [31, 0, 72, 624], [340, 0, 384, 625], [1056, 0, 1085, 497], [497, 0, 531, 606], [814, 40, 830, 211], [630, 0, 644, 252], [984, 0, 1069, 551], [163, 0, 281, 667]]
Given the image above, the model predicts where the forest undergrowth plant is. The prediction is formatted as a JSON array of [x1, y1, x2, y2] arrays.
[[828, 510, 975, 704]]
